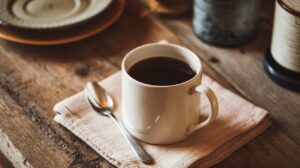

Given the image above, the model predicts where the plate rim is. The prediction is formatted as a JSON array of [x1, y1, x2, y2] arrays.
[[0, 0, 125, 45], [0, 0, 113, 30]]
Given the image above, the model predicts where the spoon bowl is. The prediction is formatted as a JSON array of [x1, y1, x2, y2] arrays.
[[85, 82, 113, 112], [84, 81, 152, 164]]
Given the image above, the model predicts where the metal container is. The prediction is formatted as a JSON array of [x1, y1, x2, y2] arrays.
[[193, 0, 261, 47]]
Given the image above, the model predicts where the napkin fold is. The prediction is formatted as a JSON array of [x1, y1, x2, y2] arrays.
[[53, 72, 270, 168]]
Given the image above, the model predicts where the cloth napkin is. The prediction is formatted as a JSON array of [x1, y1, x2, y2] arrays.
[[53, 72, 270, 168]]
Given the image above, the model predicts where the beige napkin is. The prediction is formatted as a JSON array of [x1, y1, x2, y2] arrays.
[[53, 72, 270, 168]]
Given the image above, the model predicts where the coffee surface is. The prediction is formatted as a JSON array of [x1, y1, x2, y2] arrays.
[[128, 57, 196, 86]]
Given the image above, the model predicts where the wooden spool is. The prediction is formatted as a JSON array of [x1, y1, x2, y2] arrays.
[[264, 0, 300, 91], [271, 0, 300, 73]]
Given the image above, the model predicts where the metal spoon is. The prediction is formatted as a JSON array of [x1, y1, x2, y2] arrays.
[[85, 82, 152, 164]]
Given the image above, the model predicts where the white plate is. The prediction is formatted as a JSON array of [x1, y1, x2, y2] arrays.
[[0, 0, 112, 30]]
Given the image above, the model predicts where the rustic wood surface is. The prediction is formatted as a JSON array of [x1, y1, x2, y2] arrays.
[[0, 0, 299, 167]]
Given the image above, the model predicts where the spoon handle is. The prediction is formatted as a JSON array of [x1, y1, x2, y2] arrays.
[[108, 112, 152, 164]]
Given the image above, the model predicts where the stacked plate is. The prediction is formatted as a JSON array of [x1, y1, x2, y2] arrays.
[[0, 0, 125, 45]]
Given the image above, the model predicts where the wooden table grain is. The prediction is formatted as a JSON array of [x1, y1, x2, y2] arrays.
[[0, 0, 300, 167]]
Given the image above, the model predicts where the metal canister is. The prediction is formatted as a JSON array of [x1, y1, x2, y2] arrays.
[[193, 0, 261, 47]]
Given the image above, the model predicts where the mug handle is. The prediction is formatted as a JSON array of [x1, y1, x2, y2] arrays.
[[189, 85, 218, 133]]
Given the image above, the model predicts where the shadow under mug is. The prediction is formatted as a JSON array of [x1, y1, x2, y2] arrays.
[[121, 43, 218, 144]]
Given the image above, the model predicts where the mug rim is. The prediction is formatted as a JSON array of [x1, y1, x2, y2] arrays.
[[121, 43, 202, 88]]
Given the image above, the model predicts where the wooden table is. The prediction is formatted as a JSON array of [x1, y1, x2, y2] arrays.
[[1, 0, 300, 167]]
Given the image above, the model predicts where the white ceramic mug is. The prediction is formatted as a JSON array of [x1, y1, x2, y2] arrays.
[[122, 43, 218, 144]]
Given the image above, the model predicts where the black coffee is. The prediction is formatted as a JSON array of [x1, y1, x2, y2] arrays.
[[128, 57, 196, 85]]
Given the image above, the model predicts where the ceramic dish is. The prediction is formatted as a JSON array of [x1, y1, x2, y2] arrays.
[[0, 0, 125, 45], [0, 0, 112, 30]]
